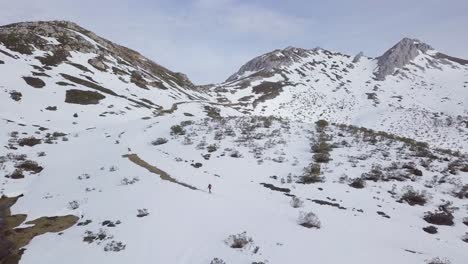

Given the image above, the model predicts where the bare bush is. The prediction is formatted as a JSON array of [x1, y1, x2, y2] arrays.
[[399, 186, 430, 206], [425, 257, 451, 264], [18, 137, 42, 147], [290, 197, 303, 208], [298, 211, 321, 228], [151, 138, 168, 146], [225, 232, 253, 249], [313, 153, 331, 163], [299, 163, 322, 184], [423, 211, 454, 226], [210, 258, 226, 264], [349, 178, 365, 189], [170, 125, 186, 136]]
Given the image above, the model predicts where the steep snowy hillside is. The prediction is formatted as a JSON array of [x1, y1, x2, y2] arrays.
[[0, 21, 209, 129], [1, 113, 467, 264], [212, 39, 468, 152], [1, 21, 467, 264]]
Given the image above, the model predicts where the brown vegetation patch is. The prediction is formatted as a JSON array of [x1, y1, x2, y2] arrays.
[[0, 195, 78, 264], [123, 154, 198, 191], [22, 77, 45, 88], [65, 89, 106, 105], [15, 160, 43, 174], [18, 137, 41, 147]]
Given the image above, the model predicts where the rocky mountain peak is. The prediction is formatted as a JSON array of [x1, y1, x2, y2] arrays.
[[226, 46, 311, 82], [375, 37, 433, 80]]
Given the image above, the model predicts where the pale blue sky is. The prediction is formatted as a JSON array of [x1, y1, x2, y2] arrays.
[[1, 0, 467, 84]]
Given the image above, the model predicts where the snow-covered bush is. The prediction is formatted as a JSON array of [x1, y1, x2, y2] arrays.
[[399, 186, 430, 206], [151, 138, 168, 145], [299, 163, 322, 184], [137, 209, 149, 217], [361, 164, 384, 182], [225, 231, 253, 249], [313, 153, 331, 163], [425, 257, 451, 264], [349, 177, 365, 189], [423, 210, 454, 226], [462, 233, 468, 243], [104, 240, 126, 252], [206, 144, 218, 153], [121, 177, 139, 185], [297, 211, 321, 229], [463, 217, 468, 226], [170, 125, 186, 136], [290, 196, 303, 208], [210, 258, 226, 264]]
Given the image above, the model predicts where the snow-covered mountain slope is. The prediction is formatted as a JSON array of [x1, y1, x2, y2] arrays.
[[211, 39, 468, 152], [1, 113, 467, 264], [1, 21, 467, 264]]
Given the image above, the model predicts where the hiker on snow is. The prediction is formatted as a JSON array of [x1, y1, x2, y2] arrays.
[[208, 184, 212, 193]]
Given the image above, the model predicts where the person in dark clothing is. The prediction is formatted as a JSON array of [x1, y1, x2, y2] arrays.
[[208, 184, 212, 193]]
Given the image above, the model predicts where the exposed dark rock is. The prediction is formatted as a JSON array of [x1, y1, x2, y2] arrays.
[[422, 226, 438, 234], [260, 183, 290, 193]]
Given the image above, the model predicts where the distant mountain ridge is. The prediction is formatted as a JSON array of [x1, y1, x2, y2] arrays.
[[1, 21, 467, 151]]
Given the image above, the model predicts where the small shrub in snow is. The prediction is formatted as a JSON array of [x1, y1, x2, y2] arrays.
[[151, 138, 168, 146], [425, 257, 451, 264], [463, 217, 468, 226], [313, 153, 331, 163], [7, 169, 24, 179], [399, 186, 430, 206], [297, 211, 321, 229], [210, 258, 226, 264], [349, 178, 365, 189], [422, 225, 438, 234], [15, 160, 43, 174], [311, 141, 332, 154], [462, 233, 468, 243], [182, 136, 193, 145], [68, 200, 80, 210], [423, 210, 454, 226], [104, 240, 126, 252], [452, 184, 468, 199], [361, 164, 384, 182], [121, 177, 139, 185], [137, 209, 149, 217], [229, 150, 242, 158], [109, 166, 118, 172], [290, 196, 303, 208], [225, 232, 253, 249], [299, 163, 322, 184], [206, 144, 218, 152], [315, 119, 329, 131], [18, 137, 42, 147], [170, 125, 186, 135], [180, 120, 193, 127]]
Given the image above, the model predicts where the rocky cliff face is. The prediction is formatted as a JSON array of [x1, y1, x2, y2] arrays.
[[226, 47, 313, 82], [375, 38, 433, 80]]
